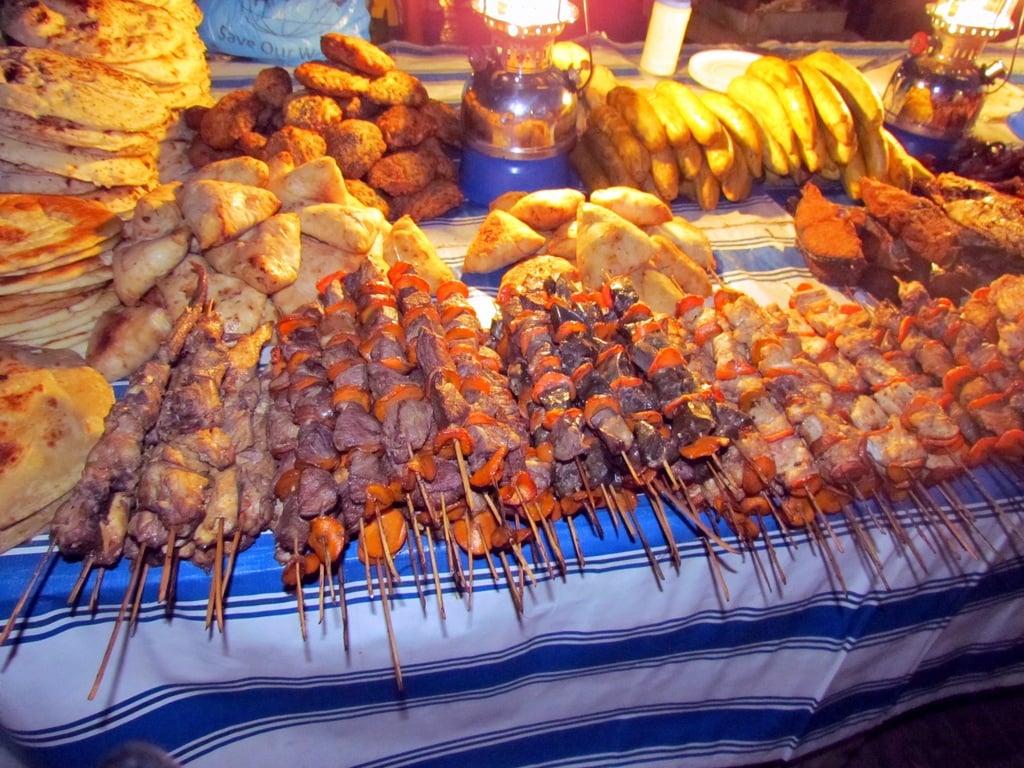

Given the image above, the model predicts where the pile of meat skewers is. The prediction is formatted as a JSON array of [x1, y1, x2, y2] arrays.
[[4, 257, 1024, 694]]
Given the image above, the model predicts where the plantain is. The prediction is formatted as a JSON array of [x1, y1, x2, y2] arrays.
[[590, 103, 651, 183], [793, 59, 857, 166], [649, 144, 681, 202], [583, 63, 620, 110], [746, 55, 822, 173], [641, 87, 692, 147], [702, 127, 738, 181], [800, 48, 884, 129], [691, 155, 722, 210], [654, 79, 725, 146], [856, 120, 888, 181], [840, 148, 867, 200], [718, 144, 754, 202], [582, 126, 636, 188], [571, 132, 613, 192], [674, 139, 705, 180], [607, 84, 669, 153], [699, 90, 764, 179], [726, 73, 801, 172]]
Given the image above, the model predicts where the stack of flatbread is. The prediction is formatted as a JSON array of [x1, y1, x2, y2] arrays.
[[0, 46, 173, 214], [0, 0, 213, 203], [0, 194, 123, 356], [1, 0, 211, 113], [0, 342, 114, 553]]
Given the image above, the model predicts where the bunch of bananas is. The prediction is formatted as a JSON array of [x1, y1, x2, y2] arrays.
[[570, 48, 933, 208]]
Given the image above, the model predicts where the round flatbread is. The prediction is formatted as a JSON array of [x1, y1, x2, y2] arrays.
[[0, 135, 159, 188], [0, 342, 114, 540], [0, 194, 122, 275], [0, 46, 169, 133]]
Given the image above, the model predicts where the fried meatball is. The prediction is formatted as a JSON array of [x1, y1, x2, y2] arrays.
[[335, 95, 381, 120], [345, 178, 391, 219], [375, 104, 436, 149], [366, 69, 429, 107], [253, 66, 293, 108], [390, 179, 464, 222], [320, 33, 395, 77], [263, 125, 327, 166], [323, 119, 386, 180], [367, 150, 434, 196], [282, 92, 344, 134], [200, 89, 262, 150], [294, 60, 370, 99], [183, 104, 208, 132], [236, 130, 269, 159], [421, 99, 462, 147]]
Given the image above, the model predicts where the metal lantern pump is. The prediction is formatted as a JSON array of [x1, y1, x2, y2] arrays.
[[883, 0, 1021, 155], [459, 0, 583, 205]]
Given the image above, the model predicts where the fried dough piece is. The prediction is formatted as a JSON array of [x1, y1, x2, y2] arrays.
[[382, 214, 456, 292], [463, 209, 546, 274], [321, 32, 396, 77]]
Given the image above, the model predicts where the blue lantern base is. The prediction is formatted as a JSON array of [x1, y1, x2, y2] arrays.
[[459, 146, 573, 206]]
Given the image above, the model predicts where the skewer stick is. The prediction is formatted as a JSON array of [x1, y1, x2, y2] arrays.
[[806, 491, 844, 554], [621, 453, 681, 569], [563, 513, 585, 571], [912, 483, 978, 559], [403, 497, 427, 610], [129, 563, 150, 636], [704, 538, 730, 602], [840, 506, 889, 589], [574, 457, 605, 538], [220, 528, 243, 601], [88, 568, 105, 615], [338, 557, 351, 651], [89, 545, 147, 701], [610, 488, 664, 585], [952, 461, 1022, 540], [756, 514, 787, 586], [293, 535, 308, 642], [937, 481, 995, 554], [0, 541, 56, 648], [158, 526, 177, 603], [484, 495, 537, 587], [375, 561, 404, 692], [438, 498, 465, 595], [873, 488, 928, 571], [532, 502, 567, 576], [359, 518, 375, 600], [68, 557, 93, 608], [655, 479, 739, 554], [317, 564, 326, 625], [205, 519, 226, 632], [423, 525, 446, 621]]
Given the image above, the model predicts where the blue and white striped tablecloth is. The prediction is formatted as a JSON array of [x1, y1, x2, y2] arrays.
[[1, 36, 1023, 768]]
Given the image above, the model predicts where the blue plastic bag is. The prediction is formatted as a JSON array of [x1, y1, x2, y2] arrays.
[[197, 0, 371, 66]]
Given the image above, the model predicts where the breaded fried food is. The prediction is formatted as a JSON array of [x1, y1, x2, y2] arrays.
[[366, 69, 429, 107], [263, 125, 326, 166], [282, 93, 344, 134], [323, 119, 386, 179], [294, 60, 370, 98], [335, 95, 380, 120], [321, 32, 396, 77], [345, 178, 391, 219], [199, 89, 262, 150], [420, 99, 462, 147], [375, 104, 436, 149], [236, 130, 269, 159], [253, 66, 293, 108], [390, 179, 464, 222], [367, 150, 434, 196], [414, 136, 458, 182]]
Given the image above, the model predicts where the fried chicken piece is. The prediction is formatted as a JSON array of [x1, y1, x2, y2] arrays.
[[253, 66, 293, 108], [390, 178, 464, 222], [264, 125, 326, 166], [323, 119, 386, 179], [367, 150, 434, 196], [282, 92, 344, 134], [321, 33, 395, 77], [793, 182, 866, 286], [366, 69, 428, 107], [375, 104, 436, 149], [294, 60, 370, 98], [421, 98, 462, 147]]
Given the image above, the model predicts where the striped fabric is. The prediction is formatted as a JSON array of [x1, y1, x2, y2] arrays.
[[2, 36, 1024, 768]]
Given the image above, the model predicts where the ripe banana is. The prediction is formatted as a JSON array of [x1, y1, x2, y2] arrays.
[[654, 79, 725, 147], [699, 90, 764, 179], [590, 103, 651, 183], [726, 73, 800, 172], [800, 48, 883, 130], [641, 87, 692, 147], [607, 85, 669, 153]]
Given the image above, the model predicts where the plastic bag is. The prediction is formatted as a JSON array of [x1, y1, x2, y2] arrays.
[[197, 0, 371, 66]]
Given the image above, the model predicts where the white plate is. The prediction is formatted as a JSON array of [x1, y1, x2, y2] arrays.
[[687, 49, 761, 92]]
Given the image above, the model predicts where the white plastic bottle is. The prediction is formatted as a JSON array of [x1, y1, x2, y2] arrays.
[[640, 0, 693, 77]]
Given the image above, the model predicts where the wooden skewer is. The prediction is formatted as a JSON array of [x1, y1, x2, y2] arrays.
[[0, 541, 56, 648], [89, 546, 147, 701], [704, 538, 730, 602], [756, 513, 787, 587], [610, 487, 664, 586], [484, 495, 537, 587], [129, 562, 151, 636], [936, 481, 995, 554], [912, 483, 978, 560], [158, 526, 177, 603], [873, 488, 929, 572], [293, 535, 308, 642], [621, 452, 681, 570], [655, 478, 739, 555], [438, 498, 466, 596], [220, 528, 243, 601], [423, 524, 446, 621], [574, 456, 605, 538], [403, 497, 427, 611], [375, 561, 404, 692], [806, 491, 845, 555], [88, 567, 105, 615], [68, 556, 93, 608]]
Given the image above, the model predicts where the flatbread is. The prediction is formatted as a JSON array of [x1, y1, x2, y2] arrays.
[[0, 342, 114, 539], [0, 134, 159, 188], [0, 256, 111, 297], [0, 108, 160, 155], [0, 194, 122, 275], [1, 0, 202, 64], [0, 46, 169, 133]]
